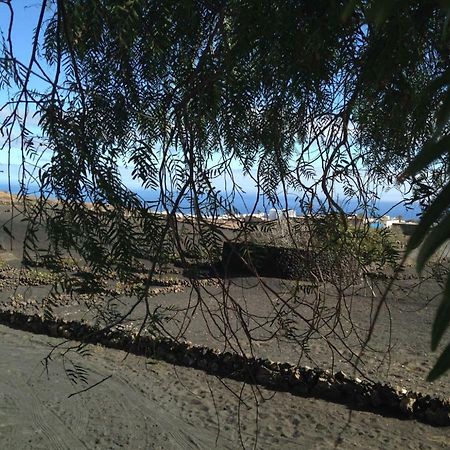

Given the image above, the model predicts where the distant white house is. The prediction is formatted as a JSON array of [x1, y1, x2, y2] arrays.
[[268, 208, 278, 220], [384, 218, 418, 235], [268, 208, 297, 221], [240, 212, 268, 221], [385, 218, 416, 228], [283, 209, 297, 219]]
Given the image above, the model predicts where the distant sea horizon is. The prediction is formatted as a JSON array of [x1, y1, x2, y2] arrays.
[[0, 172, 422, 222], [190, 192, 422, 221]]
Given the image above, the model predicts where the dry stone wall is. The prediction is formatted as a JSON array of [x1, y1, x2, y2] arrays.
[[0, 307, 448, 427], [221, 242, 332, 280]]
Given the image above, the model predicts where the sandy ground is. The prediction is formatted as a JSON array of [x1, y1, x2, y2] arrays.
[[1, 325, 449, 450], [0, 202, 449, 448]]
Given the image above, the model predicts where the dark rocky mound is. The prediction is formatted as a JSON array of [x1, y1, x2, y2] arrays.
[[222, 241, 330, 280]]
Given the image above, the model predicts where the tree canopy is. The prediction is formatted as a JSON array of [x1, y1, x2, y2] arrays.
[[1, 0, 450, 378]]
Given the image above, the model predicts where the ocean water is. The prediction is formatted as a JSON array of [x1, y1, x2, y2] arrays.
[[0, 166, 421, 221], [194, 192, 422, 221]]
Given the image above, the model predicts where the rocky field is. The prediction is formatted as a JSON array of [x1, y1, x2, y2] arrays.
[[0, 201, 448, 449]]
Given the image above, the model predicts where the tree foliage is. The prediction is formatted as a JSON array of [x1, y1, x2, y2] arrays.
[[1, 0, 450, 378]]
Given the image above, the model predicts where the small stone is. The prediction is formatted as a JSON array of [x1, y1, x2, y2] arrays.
[[425, 407, 450, 426], [293, 383, 309, 396], [279, 362, 292, 371], [198, 358, 209, 370], [370, 389, 383, 408], [314, 377, 341, 401], [400, 395, 416, 415], [255, 366, 272, 385], [335, 371, 347, 382], [164, 352, 177, 364], [62, 328, 71, 339], [47, 323, 58, 337], [397, 387, 408, 396], [209, 361, 219, 373], [181, 353, 196, 366], [222, 352, 234, 365], [291, 369, 302, 382]]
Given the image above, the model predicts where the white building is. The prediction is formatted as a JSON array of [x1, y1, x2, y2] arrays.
[[268, 208, 278, 221], [268, 208, 297, 221]]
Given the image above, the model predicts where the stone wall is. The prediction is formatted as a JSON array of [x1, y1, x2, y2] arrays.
[[0, 307, 448, 426], [391, 222, 418, 236], [221, 242, 330, 280]]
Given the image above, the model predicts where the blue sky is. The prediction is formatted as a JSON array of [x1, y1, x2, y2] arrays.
[[0, 1, 53, 167], [0, 1, 39, 62]]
